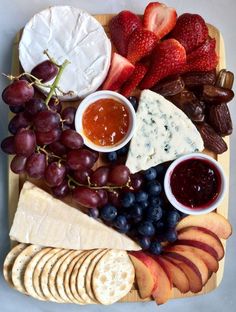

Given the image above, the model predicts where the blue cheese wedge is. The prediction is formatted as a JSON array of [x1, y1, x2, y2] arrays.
[[126, 90, 204, 173]]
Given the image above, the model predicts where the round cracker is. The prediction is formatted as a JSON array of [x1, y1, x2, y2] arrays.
[[56, 250, 83, 304], [3, 243, 28, 287], [40, 249, 69, 302], [12, 245, 43, 294], [48, 250, 74, 303], [92, 250, 135, 305], [85, 249, 109, 302], [24, 247, 52, 301]]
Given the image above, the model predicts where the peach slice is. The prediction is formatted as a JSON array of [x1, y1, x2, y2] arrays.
[[129, 254, 155, 299], [164, 252, 203, 293], [175, 241, 219, 272], [176, 213, 232, 239], [177, 226, 224, 260], [158, 256, 190, 294]]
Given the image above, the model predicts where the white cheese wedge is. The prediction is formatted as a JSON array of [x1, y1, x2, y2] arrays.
[[19, 6, 111, 100], [126, 90, 204, 173], [10, 182, 141, 251]]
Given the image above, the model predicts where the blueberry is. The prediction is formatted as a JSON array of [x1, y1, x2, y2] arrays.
[[155, 164, 167, 181], [116, 222, 130, 234], [114, 215, 128, 230], [135, 191, 148, 203], [117, 144, 129, 156], [165, 228, 178, 243], [149, 241, 163, 255], [138, 221, 155, 236], [149, 196, 163, 207], [100, 204, 117, 221], [138, 236, 151, 250], [127, 96, 138, 111], [166, 210, 180, 227], [130, 204, 143, 219], [146, 181, 162, 196], [121, 192, 135, 208], [88, 208, 99, 219], [146, 205, 163, 222], [154, 220, 165, 233], [144, 168, 157, 181], [106, 151, 117, 162], [140, 201, 149, 209]]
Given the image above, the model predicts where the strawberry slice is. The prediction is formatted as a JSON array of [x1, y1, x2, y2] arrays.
[[139, 39, 186, 89], [127, 29, 157, 64], [109, 11, 142, 56], [102, 53, 135, 91], [120, 63, 148, 97], [143, 2, 177, 40], [170, 13, 209, 53]]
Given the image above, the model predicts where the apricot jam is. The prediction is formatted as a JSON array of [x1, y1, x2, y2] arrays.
[[82, 98, 129, 146], [170, 158, 221, 209]]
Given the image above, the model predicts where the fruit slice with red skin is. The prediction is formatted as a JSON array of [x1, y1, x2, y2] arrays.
[[143, 2, 177, 40], [177, 226, 224, 260], [139, 39, 186, 89], [164, 252, 203, 293], [176, 212, 232, 239], [109, 11, 142, 56], [160, 256, 190, 293], [129, 254, 155, 299], [102, 53, 134, 91], [174, 240, 218, 260], [127, 29, 157, 64]]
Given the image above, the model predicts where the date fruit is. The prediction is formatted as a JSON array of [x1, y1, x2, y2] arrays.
[[208, 103, 233, 136], [196, 122, 228, 154], [152, 76, 185, 97], [182, 70, 216, 88], [216, 69, 234, 89], [202, 84, 234, 103]]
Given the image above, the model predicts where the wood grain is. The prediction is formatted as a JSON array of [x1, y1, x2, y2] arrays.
[[8, 14, 229, 303]]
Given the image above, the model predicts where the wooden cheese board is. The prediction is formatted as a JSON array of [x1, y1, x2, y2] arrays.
[[8, 14, 230, 303]]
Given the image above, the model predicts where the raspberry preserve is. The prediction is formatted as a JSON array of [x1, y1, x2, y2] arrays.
[[170, 158, 221, 209]]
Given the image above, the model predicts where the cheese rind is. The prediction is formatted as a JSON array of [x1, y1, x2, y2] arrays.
[[19, 6, 111, 100], [126, 90, 204, 173], [10, 182, 141, 251]]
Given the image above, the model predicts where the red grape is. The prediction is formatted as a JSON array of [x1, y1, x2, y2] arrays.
[[25, 98, 46, 116], [130, 173, 144, 191], [51, 179, 69, 198], [73, 166, 92, 184], [48, 98, 62, 113], [10, 155, 27, 173], [36, 128, 61, 145], [90, 166, 110, 186], [45, 162, 66, 187], [61, 106, 76, 126], [9, 105, 25, 113], [72, 187, 100, 208], [14, 128, 36, 156], [25, 152, 46, 179], [2, 80, 34, 106], [8, 112, 31, 135], [67, 149, 97, 170], [97, 189, 108, 207], [1, 136, 16, 154], [34, 110, 60, 132], [60, 129, 83, 149], [108, 191, 121, 207], [48, 141, 67, 156], [31, 60, 58, 83], [108, 165, 130, 186]]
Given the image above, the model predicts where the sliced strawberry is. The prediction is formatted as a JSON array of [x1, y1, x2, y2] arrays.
[[127, 29, 157, 64], [170, 13, 209, 53], [139, 39, 186, 89], [109, 11, 142, 56], [143, 2, 177, 40], [120, 63, 148, 97], [102, 53, 135, 91]]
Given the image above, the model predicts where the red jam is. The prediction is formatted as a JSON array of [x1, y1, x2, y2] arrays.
[[170, 158, 221, 209], [82, 98, 129, 146]]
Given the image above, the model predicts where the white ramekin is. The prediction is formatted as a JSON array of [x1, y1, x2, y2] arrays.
[[164, 153, 227, 215], [74, 91, 136, 153]]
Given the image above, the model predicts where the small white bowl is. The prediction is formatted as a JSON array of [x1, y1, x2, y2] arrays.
[[74, 91, 136, 153], [164, 153, 227, 215]]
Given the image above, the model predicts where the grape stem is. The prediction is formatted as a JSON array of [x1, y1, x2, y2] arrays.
[[37, 146, 65, 161]]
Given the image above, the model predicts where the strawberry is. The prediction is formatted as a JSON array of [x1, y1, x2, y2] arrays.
[[120, 63, 148, 97], [143, 2, 177, 40], [139, 39, 186, 89], [102, 53, 135, 91], [109, 11, 142, 56], [127, 29, 157, 64], [170, 13, 209, 53]]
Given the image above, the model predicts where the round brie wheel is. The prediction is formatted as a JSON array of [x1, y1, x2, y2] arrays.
[[19, 6, 111, 100]]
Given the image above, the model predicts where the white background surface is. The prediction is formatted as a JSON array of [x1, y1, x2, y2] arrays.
[[0, 1, 235, 311]]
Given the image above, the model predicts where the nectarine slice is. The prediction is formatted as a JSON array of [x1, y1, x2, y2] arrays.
[[177, 226, 224, 260], [176, 213, 232, 239], [158, 256, 190, 294]]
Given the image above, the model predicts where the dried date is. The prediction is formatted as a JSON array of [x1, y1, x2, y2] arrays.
[[202, 84, 234, 103], [208, 103, 233, 136], [152, 76, 185, 97], [216, 69, 234, 89], [182, 70, 216, 88]]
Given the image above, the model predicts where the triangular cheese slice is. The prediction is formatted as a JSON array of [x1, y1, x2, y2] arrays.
[[126, 90, 204, 173], [10, 182, 141, 251]]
